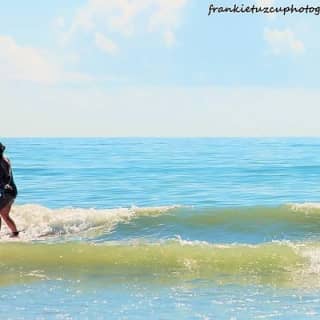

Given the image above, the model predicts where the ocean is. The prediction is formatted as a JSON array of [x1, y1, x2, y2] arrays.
[[1, 138, 320, 319]]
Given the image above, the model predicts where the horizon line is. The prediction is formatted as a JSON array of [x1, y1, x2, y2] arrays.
[[2, 136, 320, 139]]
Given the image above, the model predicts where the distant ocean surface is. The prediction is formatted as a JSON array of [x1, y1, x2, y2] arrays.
[[1, 138, 320, 319]]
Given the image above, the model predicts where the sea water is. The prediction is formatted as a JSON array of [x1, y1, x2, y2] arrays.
[[1, 138, 320, 319]]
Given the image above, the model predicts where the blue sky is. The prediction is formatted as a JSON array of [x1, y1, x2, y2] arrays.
[[1, 0, 319, 136]]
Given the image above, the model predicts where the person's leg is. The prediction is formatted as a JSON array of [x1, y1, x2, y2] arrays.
[[0, 201, 18, 234]]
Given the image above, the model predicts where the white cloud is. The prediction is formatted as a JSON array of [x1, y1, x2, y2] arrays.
[[0, 35, 92, 84], [0, 35, 60, 84], [148, 0, 186, 32], [63, 0, 188, 48], [264, 28, 305, 55], [95, 32, 118, 55]]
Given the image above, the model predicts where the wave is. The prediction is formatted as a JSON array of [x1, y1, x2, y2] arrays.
[[6, 204, 178, 240], [1, 240, 320, 287], [168, 203, 320, 225], [5, 203, 320, 241], [3, 202, 320, 287]]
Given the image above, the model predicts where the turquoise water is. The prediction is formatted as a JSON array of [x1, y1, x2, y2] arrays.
[[1, 138, 320, 319]]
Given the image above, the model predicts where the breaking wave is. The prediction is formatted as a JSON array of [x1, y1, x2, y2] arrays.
[[1, 240, 320, 287], [3, 202, 320, 241]]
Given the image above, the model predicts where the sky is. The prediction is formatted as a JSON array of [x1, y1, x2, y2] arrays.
[[0, 0, 319, 137]]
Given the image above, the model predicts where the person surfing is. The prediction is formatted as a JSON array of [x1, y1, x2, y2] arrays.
[[0, 143, 19, 237]]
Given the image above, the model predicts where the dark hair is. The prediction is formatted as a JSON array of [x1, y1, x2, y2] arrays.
[[0, 143, 5, 154]]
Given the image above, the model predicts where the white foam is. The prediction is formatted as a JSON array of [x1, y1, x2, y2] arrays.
[[131, 204, 181, 215], [1, 204, 177, 241], [172, 235, 211, 247], [295, 243, 320, 274], [288, 202, 320, 212]]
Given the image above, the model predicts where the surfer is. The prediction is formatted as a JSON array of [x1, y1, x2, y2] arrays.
[[0, 143, 19, 237]]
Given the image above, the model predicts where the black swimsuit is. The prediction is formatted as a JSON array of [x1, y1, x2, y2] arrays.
[[0, 157, 17, 210]]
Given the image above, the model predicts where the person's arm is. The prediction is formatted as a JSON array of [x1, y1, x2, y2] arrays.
[[2, 158, 13, 190]]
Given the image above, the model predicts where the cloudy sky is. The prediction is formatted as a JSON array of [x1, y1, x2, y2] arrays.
[[1, 0, 319, 137]]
